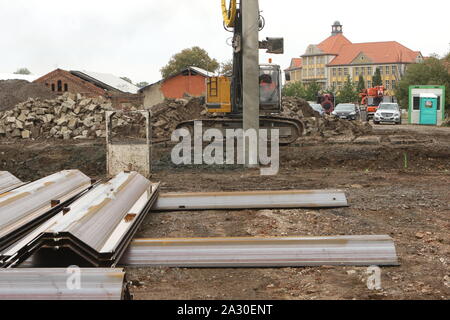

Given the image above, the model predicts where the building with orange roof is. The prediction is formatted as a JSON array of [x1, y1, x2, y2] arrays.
[[286, 21, 423, 96], [284, 58, 303, 83]]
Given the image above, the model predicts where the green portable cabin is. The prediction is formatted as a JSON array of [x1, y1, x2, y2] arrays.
[[409, 86, 446, 125]]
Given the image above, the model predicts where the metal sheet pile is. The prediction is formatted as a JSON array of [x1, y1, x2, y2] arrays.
[[0, 268, 126, 300], [121, 235, 399, 268], [2, 171, 159, 268], [0, 171, 25, 195], [0, 170, 92, 256], [154, 189, 349, 211]]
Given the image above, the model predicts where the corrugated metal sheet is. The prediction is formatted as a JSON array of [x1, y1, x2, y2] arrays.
[[0, 268, 126, 300], [0, 170, 91, 252], [9, 172, 160, 268], [0, 171, 25, 195], [71, 70, 140, 94], [121, 235, 399, 267], [153, 190, 348, 211]]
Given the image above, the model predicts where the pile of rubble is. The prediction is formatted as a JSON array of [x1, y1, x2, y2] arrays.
[[0, 93, 114, 139], [281, 97, 321, 119], [150, 97, 207, 140], [0, 92, 371, 141], [280, 96, 372, 138], [0, 80, 57, 112]]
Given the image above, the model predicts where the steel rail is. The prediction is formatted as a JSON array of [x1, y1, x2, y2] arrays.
[[153, 189, 348, 211], [0, 268, 126, 300], [121, 235, 399, 267]]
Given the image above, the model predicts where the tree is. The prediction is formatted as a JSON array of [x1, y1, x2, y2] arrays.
[[336, 76, 359, 104], [373, 68, 383, 86], [304, 82, 322, 101], [395, 55, 450, 111], [219, 60, 233, 76], [161, 47, 220, 79], [14, 68, 31, 75], [121, 77, 133, 84], [357, 76, 366, 92], [136, 82, 149, 88], [282, 81, 306, 98]]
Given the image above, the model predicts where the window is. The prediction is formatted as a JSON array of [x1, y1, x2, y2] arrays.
[[361, 67, 365, 76], [338, 68, 342, 76], [391, 80, 396, 89], [367, 80, 372, 88], [344, 68, 349, 76], [413, 96, 420, 110], [355, 67, 360, 76], [385, 80, 390, 89], [367, 67, 372, 75], [379, 67, 383, 75], [385, 66, 390, 75], [332, 68, 337, 76], [392, 66, 397, 75], [57, 80, 62, 92], [51, 84, 55, 91], [64, 83, 68, 92]]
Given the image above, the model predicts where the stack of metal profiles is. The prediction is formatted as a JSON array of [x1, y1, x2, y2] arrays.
[[0, 170, 92, 257], [11, 172, 160, 268], [0, 171, 25, 195], [121, 235, 399, 267], [0, 268, 126, 300], [153, 189, 349, 211]]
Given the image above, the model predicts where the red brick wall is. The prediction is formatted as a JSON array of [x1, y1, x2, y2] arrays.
[[34, 69, 107, 98], [161, 74, 206, 99]]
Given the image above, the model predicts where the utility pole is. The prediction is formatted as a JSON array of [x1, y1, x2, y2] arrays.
[[242, 0, 260, 167]]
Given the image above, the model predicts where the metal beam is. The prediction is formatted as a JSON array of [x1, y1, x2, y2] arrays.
[[121, 235, 399, 267], [0, 268, 126, 300], [153, 189, 348, 211], [0, 171, 25, 195], [3, 172, 160, 268], [0, 170, 92, 252]]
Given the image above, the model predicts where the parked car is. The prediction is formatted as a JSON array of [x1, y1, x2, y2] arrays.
[[373, 103, 402, 125], [309, 103, 325, 116], [331, 103, 360, 121]]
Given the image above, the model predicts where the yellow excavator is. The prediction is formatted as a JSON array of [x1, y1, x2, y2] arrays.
[[176, 0, 304, 145]]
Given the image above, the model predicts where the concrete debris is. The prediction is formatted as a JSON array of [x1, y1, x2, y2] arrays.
[[0, 93, 115, 140], [0, 92, 372, 141]]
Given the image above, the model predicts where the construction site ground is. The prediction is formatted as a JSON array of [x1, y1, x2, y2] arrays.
[[0, 124, 449, 300]]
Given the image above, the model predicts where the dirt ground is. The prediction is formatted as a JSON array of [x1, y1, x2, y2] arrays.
[[0, 124, 449, 300]]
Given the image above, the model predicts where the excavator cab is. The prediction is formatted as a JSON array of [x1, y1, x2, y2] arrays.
[[259, 64, 282, 113], [207, 64, 281, 114]]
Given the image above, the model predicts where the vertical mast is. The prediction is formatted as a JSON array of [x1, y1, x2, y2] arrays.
[[241, 0, 260, 166]]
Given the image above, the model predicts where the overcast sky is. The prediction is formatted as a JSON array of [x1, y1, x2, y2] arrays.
[[0, 0, 449, 84]]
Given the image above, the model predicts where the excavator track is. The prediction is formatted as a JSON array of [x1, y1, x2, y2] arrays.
[[176, 116, 304, 146]]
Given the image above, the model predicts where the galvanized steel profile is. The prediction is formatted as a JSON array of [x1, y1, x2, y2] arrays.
[[121, 235, 399, 267], [0, 170, 91, 252], [17, 171, 160, 268], [153, 189, 348, 211], [0, 268, 126, 300], [0, 171, 25, 195]]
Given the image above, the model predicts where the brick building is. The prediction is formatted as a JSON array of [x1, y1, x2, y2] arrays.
[[139, 67, 214, 107], [286, 21, 423, 96], [34, 69, 142, 109]]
